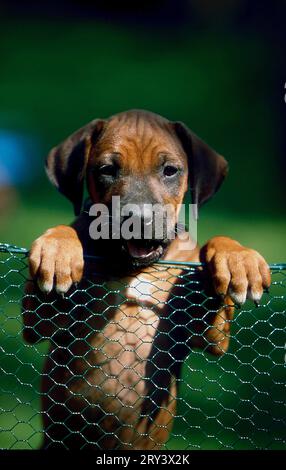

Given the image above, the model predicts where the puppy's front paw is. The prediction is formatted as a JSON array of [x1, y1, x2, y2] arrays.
[[29, 225, 84, 294], [201, 236, 271, 306]]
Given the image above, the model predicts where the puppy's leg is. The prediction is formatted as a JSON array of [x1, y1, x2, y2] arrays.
[[29, 225, 84, 294], [200, 236, 271, 354], [201, 236, 271, 305]]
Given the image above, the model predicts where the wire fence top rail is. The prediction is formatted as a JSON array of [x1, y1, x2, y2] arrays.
[[0, 242, 285, 270]]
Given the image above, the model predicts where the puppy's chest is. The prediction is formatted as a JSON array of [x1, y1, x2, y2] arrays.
[[81, 266, 177, 355], [110, 265, 181, 306], [79, 265, 181, 319], [68, 267, 181, 398]]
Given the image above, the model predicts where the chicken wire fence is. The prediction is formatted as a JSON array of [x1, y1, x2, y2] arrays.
[[0, 242, 285, 450]]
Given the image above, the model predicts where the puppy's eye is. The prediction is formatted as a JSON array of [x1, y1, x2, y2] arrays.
[[163, 165, 179, 177], [99, 164, 118, 177]]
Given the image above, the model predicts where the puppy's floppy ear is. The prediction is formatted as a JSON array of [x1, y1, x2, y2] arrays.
[[46, 119, 105, 215], [173, 121, 228, 211]]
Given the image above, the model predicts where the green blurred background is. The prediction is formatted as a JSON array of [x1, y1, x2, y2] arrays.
[[0, 0, 285, 450]]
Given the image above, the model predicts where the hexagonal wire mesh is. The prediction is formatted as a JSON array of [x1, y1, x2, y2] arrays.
[[0, 243, 285, 450]]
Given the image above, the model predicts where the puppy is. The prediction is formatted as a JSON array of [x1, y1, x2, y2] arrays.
[[22, 110, 271, 449]]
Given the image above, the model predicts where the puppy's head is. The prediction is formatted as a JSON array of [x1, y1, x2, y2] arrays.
[[46, 110, 228, 266]]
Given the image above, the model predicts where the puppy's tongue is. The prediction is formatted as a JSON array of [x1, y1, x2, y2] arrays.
[[126, 240, 157, 259]]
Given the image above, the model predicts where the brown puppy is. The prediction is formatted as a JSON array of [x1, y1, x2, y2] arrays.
[[22, 110, 271, 449]]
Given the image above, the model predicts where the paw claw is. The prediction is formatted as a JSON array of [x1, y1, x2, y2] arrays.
[[228, 289, 247, 306], [37, 279, 53, 294], [55, 281, 72, 295]]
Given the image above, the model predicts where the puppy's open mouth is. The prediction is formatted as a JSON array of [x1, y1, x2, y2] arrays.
[[124, 239, 165, 265]]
